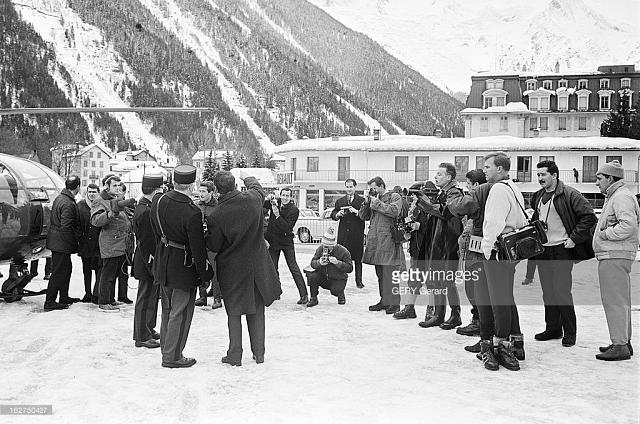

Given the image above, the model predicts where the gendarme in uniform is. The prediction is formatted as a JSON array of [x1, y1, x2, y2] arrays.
[[150, 165, 213, 368]]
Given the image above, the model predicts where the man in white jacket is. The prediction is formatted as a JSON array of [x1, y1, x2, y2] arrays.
[[593, 160, 639, 361], [480, 152, 528, 372]]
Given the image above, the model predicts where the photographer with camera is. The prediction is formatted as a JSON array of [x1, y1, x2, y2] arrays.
[[359, 176, 406, 314], [480, 152, 528, 371], [306, 228, 353, 307], [330, 179, 366, 288], [264, 188, 309, 305], [413, 163, 464, 331], [90, 174, 136, 312]]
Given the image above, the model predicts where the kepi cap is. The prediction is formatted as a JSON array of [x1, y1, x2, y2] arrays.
[[173, 164, 197, 184], [142, 173, 164, 189]]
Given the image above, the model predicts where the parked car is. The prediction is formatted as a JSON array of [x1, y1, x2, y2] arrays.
[[293, 208, 336, 243]]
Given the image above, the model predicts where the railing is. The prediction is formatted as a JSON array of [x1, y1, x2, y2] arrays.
[[292, 169, 639, 184]]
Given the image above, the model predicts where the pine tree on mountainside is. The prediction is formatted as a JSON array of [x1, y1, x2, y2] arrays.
[[202, 150, 215, 181], [601, 97, 640, 140], [222, 150, 234, 171], [252, 153, 262, 167], [235, 154, 247, 168]]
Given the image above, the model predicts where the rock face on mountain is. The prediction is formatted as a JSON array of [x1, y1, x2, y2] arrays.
[[1, 0, 464, 167]]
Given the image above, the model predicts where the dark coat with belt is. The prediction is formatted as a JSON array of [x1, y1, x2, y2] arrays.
[[530, 180, 597, 262], [132, 196, 156, 281], [46, 188, 80, 254], [330, 194, 366, 261], [264, 199, 299, 249], [206, 177, 282, 315], [77, 199, 100, 258], [150, 190, 213, 290]]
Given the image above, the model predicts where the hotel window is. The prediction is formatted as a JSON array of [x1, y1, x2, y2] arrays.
[[582, 156, 598, 182], [543, 80, 552, 90], [578, 79, 588, 89], [415, 156, 429, 181], [500, 116, 508, 131], [196, 162, 201, 168], [539, 156, 555, 163], [496, 97, 505, 106], [92, 161, 96, 167], [307, 157, 319, 172], [558, 95, 568, 111], [97, 152, 102, 159], [480, 117, 488, 132], [484, 97, 493, 109], [540, 117, 548, 131], [100, 161, 104, 168], [83, 169, 88, 177], [558, 116, 567, 131], [516, 156, 532, 182], [486, 80, 495, 89], [454, 156, 469, 176], [83, 160, 88, 167], [476, 156, 485, 170], [395, 156, 409, 173], [99, 171, 104, 178], [89, 152, 93, 158], [599, 79, 610, 89], [529, 97, 539, 110], [621, 78, 631, 89], [526, 80, 536, 91], [530, 117, 538, 130], [606, 156, 622, 165], [558, 79, 568, 88], [578, 95, 588, 110], [578, 117, 587, 130], [338, 157, 350, 181], [540, 96, 549, 110], [599, 94, 610, 110]]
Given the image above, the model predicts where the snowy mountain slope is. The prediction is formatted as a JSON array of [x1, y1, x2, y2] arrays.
[[11, 0, 175, 164], [309, 0, 640, 94]]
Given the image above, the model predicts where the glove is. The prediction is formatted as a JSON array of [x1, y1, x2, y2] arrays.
[[110, 198, 136, 215]]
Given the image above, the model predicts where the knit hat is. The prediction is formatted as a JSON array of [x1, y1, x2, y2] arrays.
[[596, 160, 624, 179], [321, 227, 337, 246]]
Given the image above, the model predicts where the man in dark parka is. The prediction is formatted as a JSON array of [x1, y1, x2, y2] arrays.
[[77, 183, 102, 303], [151, 165, 213, 368], [331, 178, 366, 288], [206, 171, 282, 366]]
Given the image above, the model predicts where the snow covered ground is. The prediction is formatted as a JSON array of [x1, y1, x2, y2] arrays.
[[1, 245, 638, 423]]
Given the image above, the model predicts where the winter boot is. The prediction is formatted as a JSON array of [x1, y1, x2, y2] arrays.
[[385, 305, 400, 315], [510, 334, 525, 361], [456, 318, 480, 336], [596, 344, 632, 361], [211, 296, 223, 309], [464, 339, 481, 353], [297, 295, 309, 305], [369, 300, 386, 311], [393, 305, 417, 319], [439, 306, 462, 330], [521, 277, 533, 285], [307, 296, 319, 307], [495, 339, 520, 371], [479, 340, 499, 371], [424, 305, 435, 320], [195, 296, 207, 307], [599, 341, 633, 356], [418, 305, 445, 328]]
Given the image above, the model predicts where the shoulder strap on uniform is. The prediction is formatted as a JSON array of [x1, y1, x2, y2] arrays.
[[155, 193, 169, 246]]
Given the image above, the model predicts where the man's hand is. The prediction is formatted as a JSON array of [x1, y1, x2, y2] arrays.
[[337, 209, 345, 218], [328, 256, 340, 265], [564, 238, 576, 248], [271, 204, 280, 217], [410, 222, 420, 231], [348, 206, 358, 214], [320, 257, 329, 266]]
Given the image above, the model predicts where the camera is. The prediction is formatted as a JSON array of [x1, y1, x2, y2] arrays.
[[267, 193, 278, 205], [321, 246, 329, 262], [368, 188, 377, 197], [407, 180, 440, 202]]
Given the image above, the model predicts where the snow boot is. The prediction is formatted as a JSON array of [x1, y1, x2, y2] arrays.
[[418, 305, 445, 328], [307, 296, 319, 307], [456, 318, 480, 336], [596, 344, 631, 361], [510, 333, 525, 361], [479, 340, 499, 371], [495, 339, 520, 371], [599, 341, 633, 356], [393, 305, 417, 319], [440, 306, 462, 330], [464, 339, 481, 353]]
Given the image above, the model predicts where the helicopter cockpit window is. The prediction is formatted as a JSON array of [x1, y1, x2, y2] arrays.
[[0, 163, 19, 204], [11, 159, 57, 190]]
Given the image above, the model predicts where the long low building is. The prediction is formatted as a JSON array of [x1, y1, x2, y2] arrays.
[[273, 135, 640, 211]]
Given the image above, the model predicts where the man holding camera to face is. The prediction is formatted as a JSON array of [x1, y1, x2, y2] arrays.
[[264, 188, 309, 304], [359, 176, 406, 314], [331, 178, 366, 288]]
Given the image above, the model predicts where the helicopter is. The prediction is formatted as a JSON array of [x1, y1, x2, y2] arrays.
[[0, 153, 65, 301], [0, 106, 216, 302]]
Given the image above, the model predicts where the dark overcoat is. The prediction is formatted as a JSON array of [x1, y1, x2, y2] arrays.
[[264, 199, 299, 249], [77, 199, 101, 258], [132, 196, 156, 281], [46, 188, 80, 254], [150, 190, 213, 290], [330, 194, 366, 261], [206, 177, 282, 315]]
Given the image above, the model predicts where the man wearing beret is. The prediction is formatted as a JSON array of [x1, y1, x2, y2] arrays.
[[132, 174, 164, 349], [593, 160, 639, 361], [151, 165, 213, 368], [44, 175, 82, 311]]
